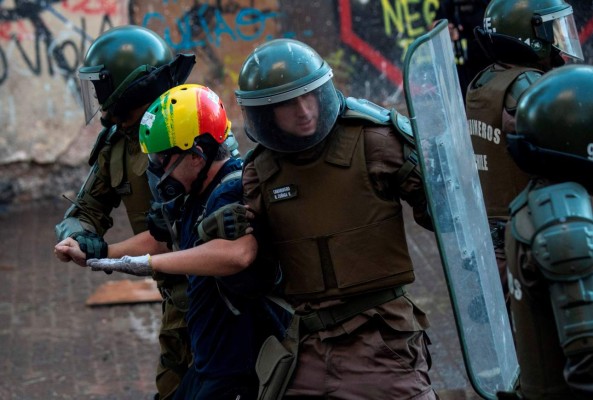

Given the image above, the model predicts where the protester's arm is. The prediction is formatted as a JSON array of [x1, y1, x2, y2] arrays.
[[88, 234, 257, 277], [151, 235, 257, 276], [107, 230, 169, 258]]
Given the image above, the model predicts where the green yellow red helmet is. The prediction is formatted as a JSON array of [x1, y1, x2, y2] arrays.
[[139, 84, 230, 155]]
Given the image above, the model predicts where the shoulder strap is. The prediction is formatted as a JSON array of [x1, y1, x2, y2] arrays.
[[88, 125, 121, 166]]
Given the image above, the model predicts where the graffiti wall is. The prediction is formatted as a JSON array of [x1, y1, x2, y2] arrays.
[[1, 0, 593, 205]]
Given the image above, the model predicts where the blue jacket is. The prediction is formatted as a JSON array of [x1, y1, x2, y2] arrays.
[[178, 158, 288, 379]]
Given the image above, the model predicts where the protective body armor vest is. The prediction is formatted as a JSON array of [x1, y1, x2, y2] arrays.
[[466, 64, 541, 218], [254, 121, 414, 302]]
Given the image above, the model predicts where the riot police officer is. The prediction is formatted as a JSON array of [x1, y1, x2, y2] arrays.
[[465, 0, 583, 302], [504, 64, 593, 399], [53, 25, 195, 399], [236, 38, 438, 399]]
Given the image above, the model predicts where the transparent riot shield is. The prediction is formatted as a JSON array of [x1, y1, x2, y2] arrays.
[[402, 20, 519, 399]]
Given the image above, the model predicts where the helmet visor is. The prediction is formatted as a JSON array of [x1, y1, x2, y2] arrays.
[[240, 80, 340, 153], [78, 76, 101, 124], [540, 7, 583, 61], [78, 66, 113, 124]]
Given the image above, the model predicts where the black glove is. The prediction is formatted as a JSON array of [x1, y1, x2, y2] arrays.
[[197, 203, 252, 242], [147, 202, 173, 246], [71, 231, 111, 274]]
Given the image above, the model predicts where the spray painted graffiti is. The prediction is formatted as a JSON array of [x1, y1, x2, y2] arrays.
[[338, 0, 439, 89], [0, 0, 125, 164], [2, 0, 593, 168], [0, 0, 117, 87]]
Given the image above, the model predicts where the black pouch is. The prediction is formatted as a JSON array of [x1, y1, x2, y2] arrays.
[[256, 315, 300, 400]]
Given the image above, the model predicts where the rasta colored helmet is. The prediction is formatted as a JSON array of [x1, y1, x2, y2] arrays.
[[475, 0, 583, 67], [140, 84, 231, 201], [508, 64, 593, 186], [139, 84, 230, 155], [235, 38, 340, 153], [78, 25, 195, 124]]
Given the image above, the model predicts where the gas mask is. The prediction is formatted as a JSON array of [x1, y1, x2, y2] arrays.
[[147, 152, 187, 203]]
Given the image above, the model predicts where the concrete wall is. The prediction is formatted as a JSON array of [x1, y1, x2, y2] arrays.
[[1, 0, 592, 208]]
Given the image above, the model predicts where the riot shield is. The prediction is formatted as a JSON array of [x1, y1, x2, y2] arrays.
[[402, 20, 519, 399]]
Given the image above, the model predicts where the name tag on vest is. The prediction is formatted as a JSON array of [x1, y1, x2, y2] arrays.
[[269, 184, 298, 202]]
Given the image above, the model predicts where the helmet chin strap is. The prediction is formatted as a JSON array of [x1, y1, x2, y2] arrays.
[[189, 145, 217, 195]]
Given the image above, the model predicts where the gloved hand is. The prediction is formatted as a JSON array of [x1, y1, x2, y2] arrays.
[[71, 231, 108, 260], [197, 203, 253, 242], [147, 202, 173, 246], [71, 231, 111, 274], [86, 254, 153, 276]]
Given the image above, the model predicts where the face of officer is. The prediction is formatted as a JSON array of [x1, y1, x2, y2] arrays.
[[273, 92, 320, 138]]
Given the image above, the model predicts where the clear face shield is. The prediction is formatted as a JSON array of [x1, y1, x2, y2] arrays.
[[78, 65, 114, 125], [537, 6, 584, 62], [238, 71, 340, 153]]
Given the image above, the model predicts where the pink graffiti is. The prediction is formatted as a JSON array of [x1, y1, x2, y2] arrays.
[[60, 0, 118, 16], [0, 20, 30, 42]]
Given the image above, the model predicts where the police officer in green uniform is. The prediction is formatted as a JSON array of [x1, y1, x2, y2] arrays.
[[465, 0, 583, 302], [504, 64, 593, 400], [53, 25, 196, 399], [236, 39, 438, 399]]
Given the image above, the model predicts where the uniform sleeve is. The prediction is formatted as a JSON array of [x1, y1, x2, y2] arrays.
[[210, 174, 279, 298], [242, 160, 265, 216], [363, 125, 433, 230], [56, 146, 122, 240]]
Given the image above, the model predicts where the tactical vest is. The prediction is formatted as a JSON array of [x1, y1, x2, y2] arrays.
[[466, 65, 540, 218], [254, 122, 414, 302], [104, 133, 151, 234]]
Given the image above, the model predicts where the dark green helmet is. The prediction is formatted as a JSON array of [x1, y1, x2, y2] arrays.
[[475, 0, 583, 67], [235, 39, 340, 153], [78, 25, 195, 124], [508, 64, 593, 185]]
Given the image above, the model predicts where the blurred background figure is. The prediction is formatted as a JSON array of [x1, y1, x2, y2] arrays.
[[434, 0, 491, 102]]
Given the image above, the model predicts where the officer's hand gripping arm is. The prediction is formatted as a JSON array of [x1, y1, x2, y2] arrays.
[[197, 203, 253, 242]]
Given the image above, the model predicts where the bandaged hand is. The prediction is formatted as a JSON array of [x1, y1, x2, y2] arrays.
[[197, 203, 253, 242], [86, 254, 153, 276]]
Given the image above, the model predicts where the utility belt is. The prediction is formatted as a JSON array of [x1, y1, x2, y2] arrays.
[[298, 285, 406, 334], [256, 285, 406, 400]]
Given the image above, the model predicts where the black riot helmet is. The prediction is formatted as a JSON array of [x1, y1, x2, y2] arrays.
[[78, 25, 195, 124], [235, 39, 340, 153], [474, 0, 583, 68], [508, 64, 593, 187]]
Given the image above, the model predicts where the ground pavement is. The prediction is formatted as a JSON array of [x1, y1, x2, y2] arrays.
[[0, 200, 482, 399]]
